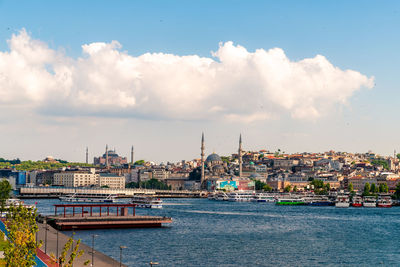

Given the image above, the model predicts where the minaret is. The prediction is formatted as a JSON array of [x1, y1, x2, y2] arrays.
[[131, 145, 134, 164], [201, 133, 205, 187], [86, 147, 88, 164], [239, 134, 243, 178], [106, 144, 109, 168]]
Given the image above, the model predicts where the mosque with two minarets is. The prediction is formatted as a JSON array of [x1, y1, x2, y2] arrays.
[[197, 133, 255, 191]]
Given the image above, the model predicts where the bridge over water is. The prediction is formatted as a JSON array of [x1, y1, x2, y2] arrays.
[[19, 186, 205, 198]]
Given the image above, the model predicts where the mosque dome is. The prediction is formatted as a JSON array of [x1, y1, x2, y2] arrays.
[[206, 153, 222, 162], [249, 173, 261, 179]]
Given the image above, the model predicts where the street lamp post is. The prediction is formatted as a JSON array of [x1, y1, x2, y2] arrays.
[[44, 224, 49, 254], [56, 229, 59, 262], [119, 246, 127, 267], [91, 234, 98, 266]]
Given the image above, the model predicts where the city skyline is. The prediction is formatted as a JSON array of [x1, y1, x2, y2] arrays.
[[1, 1, 400, 162]]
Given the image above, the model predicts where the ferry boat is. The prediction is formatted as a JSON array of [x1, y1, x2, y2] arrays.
[[131, 196, 163, 208], [0, 199, 36, 217], [59, 193, 118, 203], [276, 198, 305, 205], [250, 193, 275, 203], [207, 192, 216, 200], [305, 196, 334, 206], [362, 196, 377, 207], [335, 195, 350, 208], [215, 192, 229, 201], [351, 196, 363, 207], [227, 192, 253, 202], [377, 195, 392, 208]]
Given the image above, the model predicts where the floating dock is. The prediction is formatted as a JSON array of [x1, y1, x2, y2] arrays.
[[46, 203, 172, 230]]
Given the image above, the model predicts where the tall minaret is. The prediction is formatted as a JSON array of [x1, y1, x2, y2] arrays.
[[86, 147, 88, 164], [239, 134, 243, 178], [201, 133, 205, 187], [131, 145, 134, 164], [105, 144, 109, 168]]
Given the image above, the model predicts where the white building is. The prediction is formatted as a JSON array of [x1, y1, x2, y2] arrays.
[[98, 173, 125, 189], [54, 168, 98, 187]]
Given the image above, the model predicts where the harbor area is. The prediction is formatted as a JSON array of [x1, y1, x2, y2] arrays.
[[45, 203, 172, 230]]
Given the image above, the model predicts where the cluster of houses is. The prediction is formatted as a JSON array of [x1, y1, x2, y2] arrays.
[[1, 148, 400, 193]]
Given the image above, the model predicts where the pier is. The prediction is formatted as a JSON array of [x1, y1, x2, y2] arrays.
[[46, 203, 172, 230], [19, 186, 206, 198]]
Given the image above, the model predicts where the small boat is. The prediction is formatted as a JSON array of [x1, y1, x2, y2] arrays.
[[215, 192, 229, 201], [207, 192, 216, 200], [306, 196, 335, 206], [251, 193, 275, 203], [377, 195, 392, 208], [59, 193, 118, 203], [276, 198, 305, 205], [335, 195, 350, 208], [351, 196, 363, 207], [363, 196, 377, 208], [227, 192, 253, 202], [131, 196, 163, 208]]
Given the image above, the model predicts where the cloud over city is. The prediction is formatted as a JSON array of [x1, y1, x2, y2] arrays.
[[0, 29, 374, 122]]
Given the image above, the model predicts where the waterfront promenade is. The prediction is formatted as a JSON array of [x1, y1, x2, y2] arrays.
[[37, 222, 126, 267]]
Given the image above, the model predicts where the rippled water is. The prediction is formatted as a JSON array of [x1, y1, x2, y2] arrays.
[[25, 198, 400, 266]]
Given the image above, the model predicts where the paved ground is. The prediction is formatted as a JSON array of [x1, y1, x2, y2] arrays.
[[37, 222, 127, 267]]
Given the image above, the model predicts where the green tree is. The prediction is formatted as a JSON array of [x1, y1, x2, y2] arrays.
[[220, 156, 230, 164], [370, 183, 378, 194], [348, 182, 354, 192], [134, 160, 145, 165], [371, 160, 389, 170], [363, 182, 371, 196], [262, 184, 273, 192], [293, 185, 298, 192], [325, 183, 331, 191], [57, 233, 89, 266], [284, 185, 291, 192], [4, 205, 40, 266], [254, 180, 267, 190], [395, 182, 400, 199], [382, 182, 389, 193], [0, 180, 12, 214]]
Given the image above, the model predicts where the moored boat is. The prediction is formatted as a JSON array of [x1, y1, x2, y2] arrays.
[[351, 196, 363, 207], [131, 196, 163, 208], [59, 193, 119, 203], [362, 196, 377, 207], [377, 195, 392, 208], [276, 198, 305, 205], [335, 195, 350, 208], [251, 193, 275, 203]]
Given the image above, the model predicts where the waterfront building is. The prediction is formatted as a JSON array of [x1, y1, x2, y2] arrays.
[[54, 168, 98, 187], [98, 173, 125, 189]]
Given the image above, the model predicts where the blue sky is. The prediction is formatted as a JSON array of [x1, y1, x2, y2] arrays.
[[0, 0, 399, 162]]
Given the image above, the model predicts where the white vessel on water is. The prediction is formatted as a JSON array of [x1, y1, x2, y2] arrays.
[[227, 192, 253, 202], [59, 193, 119, 203], [131, 196, 163, 208], [251, 193, 275, 203], [363, 196, 377, 207], [335, 195, 350, 208]]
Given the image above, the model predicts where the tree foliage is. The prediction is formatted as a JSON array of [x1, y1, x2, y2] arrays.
[[284, 185, 291, 192], [363, 182, 371, 196], [126, 179, 171, 190], [57, 233, 88, 267], [0, 180, 12, 212], [134, 160, 145, 166], [4, 205, 39, 267], [348, 182, 354, 192], [395, 182, 400, 199], [371, 159, 389, 170], [0, 160, 94, 171]]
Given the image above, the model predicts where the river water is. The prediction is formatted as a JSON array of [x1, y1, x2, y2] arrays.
[[24, 198, 400, 266]]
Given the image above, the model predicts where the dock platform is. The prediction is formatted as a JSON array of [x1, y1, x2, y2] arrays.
[[46, 203, 172, 230]]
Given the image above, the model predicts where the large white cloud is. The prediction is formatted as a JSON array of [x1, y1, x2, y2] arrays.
[[0, 29, 374, 122]]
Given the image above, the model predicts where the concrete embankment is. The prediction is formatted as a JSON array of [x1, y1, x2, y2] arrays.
[[37, 222, 126, 267]]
